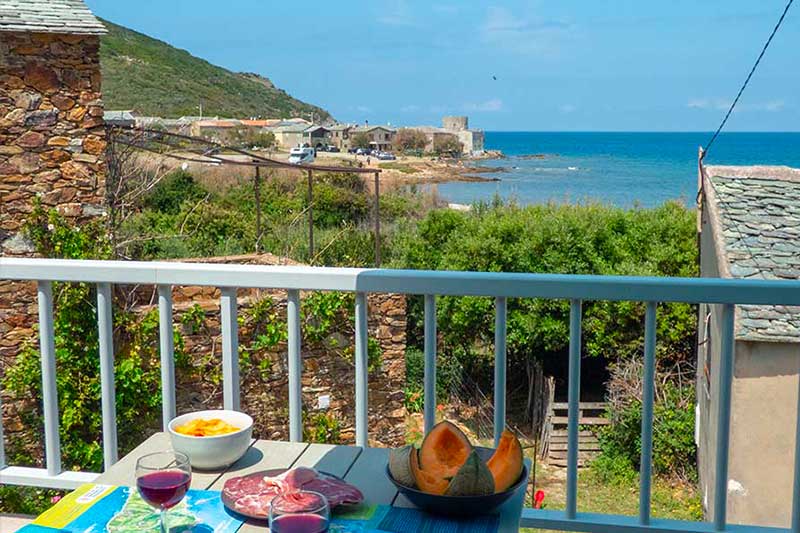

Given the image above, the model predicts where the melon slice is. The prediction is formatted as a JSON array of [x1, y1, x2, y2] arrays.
[[418, 421, 472, 479], [486, 429, 524, 492], [445, 450, 495, 496], [388, 445, 417, 488]]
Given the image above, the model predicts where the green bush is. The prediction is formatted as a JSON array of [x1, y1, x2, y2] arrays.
[[596, 381, 696, 481], [4, 204, 165, 475], [143, 170, 207, 215], [393, 201, 697, 393]]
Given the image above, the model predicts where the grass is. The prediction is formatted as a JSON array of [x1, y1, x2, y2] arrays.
[[522, 454, 702, 532], [100, 19, 331, 119], [379, 162, 420, 174]]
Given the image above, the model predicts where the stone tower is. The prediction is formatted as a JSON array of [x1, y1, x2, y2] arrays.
[[442, 116, 468, 132]]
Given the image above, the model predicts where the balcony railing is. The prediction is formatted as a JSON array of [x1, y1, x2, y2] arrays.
[[2, 257, 800, 532]]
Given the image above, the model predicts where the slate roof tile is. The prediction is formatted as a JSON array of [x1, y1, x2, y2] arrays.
[[706, 165, 800, 342], [0, 0, 106, 35]]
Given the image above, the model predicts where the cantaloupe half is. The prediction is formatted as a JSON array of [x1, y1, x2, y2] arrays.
[[418, 421, 472, 478], [409, 444, 450, 495], [486, 429, 524, 492]]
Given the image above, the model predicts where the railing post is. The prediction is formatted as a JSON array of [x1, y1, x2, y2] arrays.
[[158, 285, 176, 429], [494, 296, 507, 446], [220, 287, 240, 412], [355, 292, 369, 447], [97, 283, 118, 468], [566, 299, 582, 520], [639, 301, 657, 525], [37, 281, 62, 476], [423, 294, 437, 435], [287, 289, 303, 442], [714, 303, 735, 531]]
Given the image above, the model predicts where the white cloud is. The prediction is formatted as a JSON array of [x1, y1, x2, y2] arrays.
[[464, 98, 503, 112], [481, 6, 571, 55], [559, 104, 577, 113], [400, 105, 420, 113], [355, 105, 372, 113], [687, 98, 785, 112]]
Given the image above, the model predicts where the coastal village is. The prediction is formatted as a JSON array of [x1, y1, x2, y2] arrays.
[[104, 111, 486, 156]]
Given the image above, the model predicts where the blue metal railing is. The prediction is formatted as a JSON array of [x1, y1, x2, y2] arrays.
[[2, 258, 800, 532]]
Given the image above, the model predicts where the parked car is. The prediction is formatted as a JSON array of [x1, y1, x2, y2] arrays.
[[347, 147, 359, 154], [356, 148, 370, 155], [376, 151, 396, 160], [327, 146, 341, 153]]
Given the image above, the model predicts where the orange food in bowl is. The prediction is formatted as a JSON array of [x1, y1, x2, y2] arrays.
[[174, 418, 240, 437]]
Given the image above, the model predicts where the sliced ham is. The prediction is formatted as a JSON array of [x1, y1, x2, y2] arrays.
[[222, 467, 363, 518], [303, 476, 363, 507]]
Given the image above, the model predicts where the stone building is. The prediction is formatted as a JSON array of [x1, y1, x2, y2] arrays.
[[697, 165, 800, 527], [0, 0, 107, 368], [408, 116, 485, 155]]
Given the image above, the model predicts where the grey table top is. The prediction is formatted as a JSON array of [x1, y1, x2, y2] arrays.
[[96, 432, 528, 532]]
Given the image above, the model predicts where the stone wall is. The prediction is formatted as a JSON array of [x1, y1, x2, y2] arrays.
[[0, 31, 106, 391], [1, 31, 106, 243], [128, 254, 407, 447]]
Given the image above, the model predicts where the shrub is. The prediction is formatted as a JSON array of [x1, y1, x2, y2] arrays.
[[395, 128, 428, 152], [4, 204, 165, 475], [143, 170, 207, 215], [596, 374, 696, 481]]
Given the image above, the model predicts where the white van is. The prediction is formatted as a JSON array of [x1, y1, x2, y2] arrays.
[[288, 146, 315, 164]]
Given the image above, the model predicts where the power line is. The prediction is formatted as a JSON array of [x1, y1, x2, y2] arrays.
[[702, 0, 794, 158]]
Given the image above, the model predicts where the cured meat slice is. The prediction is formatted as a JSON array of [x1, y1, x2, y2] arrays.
[[222, 468, 364, 518], [303, 476, 364, 507]]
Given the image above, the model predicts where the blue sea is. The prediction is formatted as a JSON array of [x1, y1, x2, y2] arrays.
[[436, 132, 800, 208]]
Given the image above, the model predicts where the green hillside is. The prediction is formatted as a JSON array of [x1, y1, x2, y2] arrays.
[[99, 19, 331, 120]]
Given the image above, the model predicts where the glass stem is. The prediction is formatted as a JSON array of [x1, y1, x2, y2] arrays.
[[160, 508, 168, 533]]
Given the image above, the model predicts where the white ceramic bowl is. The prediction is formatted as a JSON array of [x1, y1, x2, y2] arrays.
[[168, 409, 253, 470]]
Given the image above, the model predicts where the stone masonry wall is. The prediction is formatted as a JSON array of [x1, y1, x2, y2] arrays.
[[0, 31, 106, 381], [128, 255, 407, 447]]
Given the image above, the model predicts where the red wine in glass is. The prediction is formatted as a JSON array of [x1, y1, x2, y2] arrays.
[[137, 470, 191, 509], [135, 451, 192, 533], [270, 513, 329, 533], [269, 491, 330, 533]]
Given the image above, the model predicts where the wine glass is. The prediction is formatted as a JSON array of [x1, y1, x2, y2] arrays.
[[135, 451, 192, 533], [269, 490, 330, 533]]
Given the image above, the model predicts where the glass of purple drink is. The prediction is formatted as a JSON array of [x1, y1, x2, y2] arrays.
[[269, 490, 330, 533], [135, 451, 192, 533]]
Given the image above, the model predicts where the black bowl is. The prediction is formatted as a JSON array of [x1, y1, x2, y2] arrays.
[[386, 446, 528, 518]]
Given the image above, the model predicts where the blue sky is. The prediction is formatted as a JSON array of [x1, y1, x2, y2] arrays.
[[85, 1, 799, 131]]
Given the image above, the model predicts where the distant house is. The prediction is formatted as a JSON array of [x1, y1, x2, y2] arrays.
[[328, 124, 352, 149], [406, 116, 484, 155], [190, 119, 242, 142], [104, 110, 136, 128], [412, 126, 461, 153], [697, 164, 800, 528], [303, 125, 331, 149], [272, 123, 309, 149], [349, 125, 396, 151]]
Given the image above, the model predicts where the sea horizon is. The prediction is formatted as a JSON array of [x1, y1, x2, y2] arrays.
[[434, 131, 800, 208]]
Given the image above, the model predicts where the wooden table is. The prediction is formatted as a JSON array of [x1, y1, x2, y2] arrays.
[[96, 433, 530, 532]]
